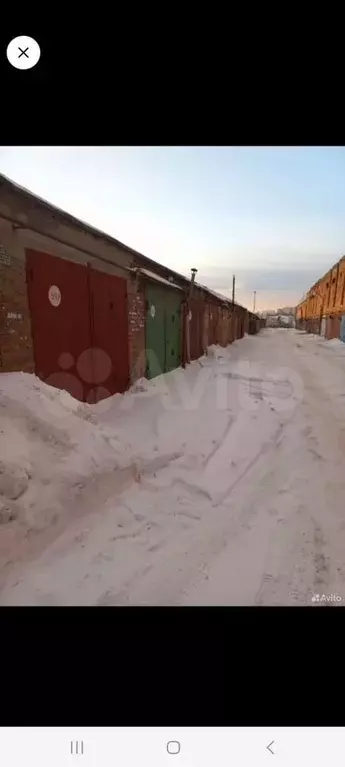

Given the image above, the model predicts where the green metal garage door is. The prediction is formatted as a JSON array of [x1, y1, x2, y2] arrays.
[[145, 284, 181, 379], [165, 291, 181, 372]]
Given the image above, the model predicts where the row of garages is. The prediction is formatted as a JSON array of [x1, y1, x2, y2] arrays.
[[296, 313, 345, 342], [0, 173, 263, 403], [296, 254, 345, 341], [137, 277, 258, 381]]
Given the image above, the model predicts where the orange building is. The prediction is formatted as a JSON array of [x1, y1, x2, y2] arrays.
[[296, 256, 345, 339]]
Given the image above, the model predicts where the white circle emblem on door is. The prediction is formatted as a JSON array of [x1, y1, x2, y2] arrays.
[[48, 285, 61, 307], [150, 304, 156, 318]]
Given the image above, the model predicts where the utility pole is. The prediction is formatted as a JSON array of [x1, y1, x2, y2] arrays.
[[253, 290, 256, 313], [232, 274, 236, 306]]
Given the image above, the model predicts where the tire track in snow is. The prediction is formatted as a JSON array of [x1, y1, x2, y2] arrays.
[[201, 408, 286, 507], [252, 333, 345, 606], [94, 412, 295, 606]]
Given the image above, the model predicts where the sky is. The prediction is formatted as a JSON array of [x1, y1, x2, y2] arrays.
[[1, 146, 345, 310]]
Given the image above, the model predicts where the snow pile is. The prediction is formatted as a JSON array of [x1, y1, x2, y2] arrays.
[[0, 360, 224, 541], [325, 338, 345, 351], [307, 335, 345, 355], [2, 334, 299, 595], [0, 372, 133, 473], [0, 346, 236, 537], [0, 373, 139, 543], [128, 378, 151, 394], [298, 333, 345, 353], [206, 345, 229, 358], [1, 330, 319, 606]]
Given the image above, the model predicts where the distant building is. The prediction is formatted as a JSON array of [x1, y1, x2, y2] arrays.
[[277, 306, 296, 316], [265, 313, 295, 328], [265, 315, 279, 327], [261, 309, 277, 318]]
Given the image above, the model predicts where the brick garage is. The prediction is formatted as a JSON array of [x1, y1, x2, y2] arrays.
[[127, 277, 146, 383], [0, 173, 256, 394], [0, 175, 189, 390], [0, 234, 144, 393], [0, 241, 34, 373], [0, 226, 147, 390]]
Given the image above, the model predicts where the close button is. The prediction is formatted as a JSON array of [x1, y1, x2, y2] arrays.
[[6, 36, 41, 70]]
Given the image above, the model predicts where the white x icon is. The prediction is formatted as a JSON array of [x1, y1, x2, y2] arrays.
[[6, 36, 41, 70]]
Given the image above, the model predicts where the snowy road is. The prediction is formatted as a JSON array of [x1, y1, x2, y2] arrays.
[[2, 328, 345, 605]]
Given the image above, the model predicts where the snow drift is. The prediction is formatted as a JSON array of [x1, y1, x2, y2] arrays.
[[3, 330, 345, 605]]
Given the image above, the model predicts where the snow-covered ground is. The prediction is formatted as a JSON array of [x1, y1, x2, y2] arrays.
[[1, 328, 345, 605]]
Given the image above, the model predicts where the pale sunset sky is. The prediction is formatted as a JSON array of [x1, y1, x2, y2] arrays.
[[1, 146, 345, 310]]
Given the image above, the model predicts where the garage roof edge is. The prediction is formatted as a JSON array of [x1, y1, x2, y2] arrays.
[[131, 267, 183, 291]]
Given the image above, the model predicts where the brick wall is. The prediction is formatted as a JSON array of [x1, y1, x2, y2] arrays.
[[0, 224, 147, 387], [127, 277, 146, 383], [0, 240, 34, 373]]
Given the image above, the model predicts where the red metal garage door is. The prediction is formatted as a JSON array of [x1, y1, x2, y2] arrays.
[[325, 314, 341, 340], [26, 249, 93, 401], [219, 307, 228, 347], [88, 267, 129, 402], [26, 250, 129, 403], [208, 303, 218, 346]]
